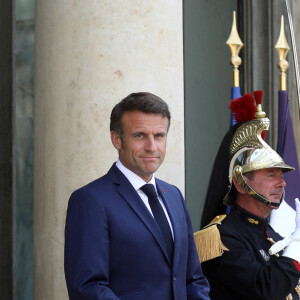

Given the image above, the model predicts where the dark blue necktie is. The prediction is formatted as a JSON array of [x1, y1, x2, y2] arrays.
[[141, 184, 173, 262]]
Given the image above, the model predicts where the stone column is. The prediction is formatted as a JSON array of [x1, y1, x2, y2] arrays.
[[0, 1, 14, 299], [34, 1, 184, 299]]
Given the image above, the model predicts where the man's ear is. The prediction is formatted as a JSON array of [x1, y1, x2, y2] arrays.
[[233, 177, 247, 194], [111, 131, 122, 150]]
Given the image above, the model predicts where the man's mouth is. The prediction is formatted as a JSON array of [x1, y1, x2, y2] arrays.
[[270, 191, 283, 200], [141, 156, 159, 160]]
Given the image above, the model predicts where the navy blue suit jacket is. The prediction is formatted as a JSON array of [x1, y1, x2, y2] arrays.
[[64, 163, 210, 300]]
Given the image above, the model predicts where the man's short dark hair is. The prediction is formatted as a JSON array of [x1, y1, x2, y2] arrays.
[[110, 92, 171, 138]]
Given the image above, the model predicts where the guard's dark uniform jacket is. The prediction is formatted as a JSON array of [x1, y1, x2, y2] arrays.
[[202, 205, 300, 300]]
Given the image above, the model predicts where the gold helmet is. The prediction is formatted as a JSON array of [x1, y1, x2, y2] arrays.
[[223, 91, 294, 207]]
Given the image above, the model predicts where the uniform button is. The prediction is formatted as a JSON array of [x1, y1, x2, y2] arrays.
[[173, 277, 176, 281]]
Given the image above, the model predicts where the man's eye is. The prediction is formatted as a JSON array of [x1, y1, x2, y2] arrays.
[[135, 134, 143, 138]]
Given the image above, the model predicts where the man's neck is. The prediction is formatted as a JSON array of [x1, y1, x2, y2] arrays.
[[235, 195, 272, 219], [115, 160, 155, 190]]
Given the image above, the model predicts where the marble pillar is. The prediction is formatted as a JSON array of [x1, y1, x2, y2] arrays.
[[15, 0, 35, 297], [34, 1, 184, 298]]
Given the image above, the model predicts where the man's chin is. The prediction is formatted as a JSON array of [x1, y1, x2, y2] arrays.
[[137, 165, 160, 180], [141, 162, 162, 173], [269, 198, 282, 209], [270, 204, 280, 210]]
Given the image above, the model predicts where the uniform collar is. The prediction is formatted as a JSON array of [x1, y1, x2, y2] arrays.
[[233, 204, 269, 231]]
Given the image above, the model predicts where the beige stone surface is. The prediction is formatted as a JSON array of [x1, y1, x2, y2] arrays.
[[34, 1, 184, 299]]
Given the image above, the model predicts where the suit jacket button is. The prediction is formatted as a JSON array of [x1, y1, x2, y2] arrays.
[[173, 277, 176, 281]]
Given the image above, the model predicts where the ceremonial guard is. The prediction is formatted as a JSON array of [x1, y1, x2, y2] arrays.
[[194, 91, 300, 299]]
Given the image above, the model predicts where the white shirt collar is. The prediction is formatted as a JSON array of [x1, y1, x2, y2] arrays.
[[116, 160, 157, 192]]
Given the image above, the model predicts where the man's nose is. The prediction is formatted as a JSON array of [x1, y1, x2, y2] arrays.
[[145, 136, 157, 151], [278, 176, 286, 188]]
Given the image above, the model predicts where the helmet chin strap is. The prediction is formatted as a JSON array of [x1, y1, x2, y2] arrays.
[[234, 166, 283, 208]]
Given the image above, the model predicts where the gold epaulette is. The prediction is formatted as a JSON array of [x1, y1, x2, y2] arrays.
[[194, 214, 229, 263]]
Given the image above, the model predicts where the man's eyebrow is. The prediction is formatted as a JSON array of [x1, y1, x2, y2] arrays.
[[265, 169, 276, 174]]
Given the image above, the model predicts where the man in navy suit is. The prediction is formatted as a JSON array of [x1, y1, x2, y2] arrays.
[[64, 92, 210, 300]]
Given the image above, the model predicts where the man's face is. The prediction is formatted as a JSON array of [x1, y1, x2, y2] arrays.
[[245, 168, 286, 208], [111, 110, 169, 182]]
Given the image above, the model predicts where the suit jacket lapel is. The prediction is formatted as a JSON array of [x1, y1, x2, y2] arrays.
[[108, 164, 170, 263]]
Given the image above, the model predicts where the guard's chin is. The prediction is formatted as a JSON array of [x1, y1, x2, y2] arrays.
[[270, 204, 280, 210], [269, 199, 282, 210]]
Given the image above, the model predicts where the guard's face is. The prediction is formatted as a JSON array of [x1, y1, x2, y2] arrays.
[[245, 168, 286, 208], [111, 110, 168, 182]]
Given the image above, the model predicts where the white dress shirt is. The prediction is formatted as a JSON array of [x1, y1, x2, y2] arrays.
[[116, 160, 174, 238]]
